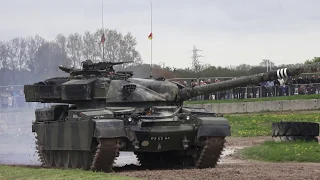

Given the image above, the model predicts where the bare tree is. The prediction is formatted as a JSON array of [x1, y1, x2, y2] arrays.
[[25, 35, 46, 73], [0, 41, 9, 70], [236, 64, 252, 71], [259, 59, 275, 71], [55, 34, 70, 66], [0, 41, 9, 83], [94, 29, 142, 67], [17, 37, 27, 70], [34, 41, 70, 77], [67, 33, 83, 68], [82, 31, 98, 62]]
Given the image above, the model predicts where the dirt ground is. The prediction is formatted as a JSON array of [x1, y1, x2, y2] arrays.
[[115, 136, 320, 180], [1, 131, 319, 180]]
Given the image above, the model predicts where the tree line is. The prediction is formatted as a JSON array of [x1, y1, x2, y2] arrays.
[[0, 28, 319, 86], [0, 29, 142, 86]]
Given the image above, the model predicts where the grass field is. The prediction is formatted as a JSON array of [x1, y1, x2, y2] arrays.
[[0, 166, 139, 180], [225, 112, 320, 137], [185, 94, 320, 104], [238, 140, 320, 162]]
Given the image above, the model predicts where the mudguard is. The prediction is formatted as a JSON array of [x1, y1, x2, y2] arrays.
[[196, 117, 231, 138], [32, 120, 95, 151], [93, 119, 136, 141]]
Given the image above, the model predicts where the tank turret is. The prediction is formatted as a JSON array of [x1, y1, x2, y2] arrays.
[[24, 60, 320, 173]]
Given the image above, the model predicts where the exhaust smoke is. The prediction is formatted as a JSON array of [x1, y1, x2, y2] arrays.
[[0, 108, 41, 166]]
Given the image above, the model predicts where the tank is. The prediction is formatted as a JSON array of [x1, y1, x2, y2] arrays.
[[24, 60, 320, 172]]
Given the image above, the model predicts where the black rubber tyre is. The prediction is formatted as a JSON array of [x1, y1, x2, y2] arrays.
[[272, 122, 319, 136], [272, 136, 319, 143]]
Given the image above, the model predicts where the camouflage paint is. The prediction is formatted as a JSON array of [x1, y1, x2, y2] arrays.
[[22, 60, 320, 171]]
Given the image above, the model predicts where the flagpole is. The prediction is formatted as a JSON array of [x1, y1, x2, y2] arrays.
[[150, 1, 153, 78], [102, 1, 105, 61]]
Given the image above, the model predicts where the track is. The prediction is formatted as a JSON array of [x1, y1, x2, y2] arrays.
[[91, 138, 120, 172], [34, 136, 45, 166], [194, 137, 226, 168], [33, 136, 226, 172], [133, 137, 226, 169], [34, 137, 121, 172]]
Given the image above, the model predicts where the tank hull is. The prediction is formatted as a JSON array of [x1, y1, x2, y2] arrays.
[[32, 105, 230, 171]]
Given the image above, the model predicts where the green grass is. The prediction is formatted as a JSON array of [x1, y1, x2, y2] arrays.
[[0, 166, 139, 180], [185, 94, 320, 104], [239, 140, 320, 162], [225, 112, 320, 137]]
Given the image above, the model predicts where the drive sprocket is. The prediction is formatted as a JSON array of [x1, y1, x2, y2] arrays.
[[194, 136, 226, 168], [90, 138, 120, 172]]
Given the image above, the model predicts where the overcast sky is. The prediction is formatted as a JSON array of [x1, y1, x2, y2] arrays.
[[1, 0, 320, 68]]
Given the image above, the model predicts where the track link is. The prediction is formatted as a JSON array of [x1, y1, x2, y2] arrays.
[[91, 138, 120, 172], [34, 137, 120, 172], [34, 137, 224, 171], [34, 136, 46, 166], [194, 136, 226, 168]]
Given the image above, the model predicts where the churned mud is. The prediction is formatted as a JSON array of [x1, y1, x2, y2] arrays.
[[115, 136, 320, 180], [1, 133, 320, 180]]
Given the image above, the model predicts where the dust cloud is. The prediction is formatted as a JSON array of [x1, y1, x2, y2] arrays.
[[0, 107, 41, 166]]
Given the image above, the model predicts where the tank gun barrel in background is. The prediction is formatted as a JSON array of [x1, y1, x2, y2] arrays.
[[178, 62, 320, 101]]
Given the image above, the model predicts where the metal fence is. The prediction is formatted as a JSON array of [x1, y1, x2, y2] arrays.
[[167, 78, 320, 101], [189, 84, 320, 101]]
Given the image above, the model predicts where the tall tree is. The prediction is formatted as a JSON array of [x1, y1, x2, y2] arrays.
[[25, 35, 46, 73], [55, 34, 69, 66], [67, 33, 83, 68], [33, 41, 70, 77], [82, 31, 98, 62], [259, 59, 275, 72]]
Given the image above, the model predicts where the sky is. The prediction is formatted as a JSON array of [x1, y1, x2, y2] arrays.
[[1, 0, 320, 69]]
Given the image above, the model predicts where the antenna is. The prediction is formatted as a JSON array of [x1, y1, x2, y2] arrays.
[[102, 2, 104, 30], [149, 1, 153, 78], [101, 1, 105, 61]]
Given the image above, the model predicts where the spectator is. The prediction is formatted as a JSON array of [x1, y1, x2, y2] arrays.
[[266, 80, 274, 97]]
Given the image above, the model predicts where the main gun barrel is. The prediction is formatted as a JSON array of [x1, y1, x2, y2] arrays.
[[178, 62, 320, 101]]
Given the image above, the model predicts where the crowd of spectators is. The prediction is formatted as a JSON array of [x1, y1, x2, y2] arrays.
[[0, 86, 45, 109], [180, 75, 320, 101], [0, 87, 25, 108], [1, 75, 320, 109]]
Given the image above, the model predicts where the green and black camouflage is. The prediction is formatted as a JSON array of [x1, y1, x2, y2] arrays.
[[24, 60, 320, 172]]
